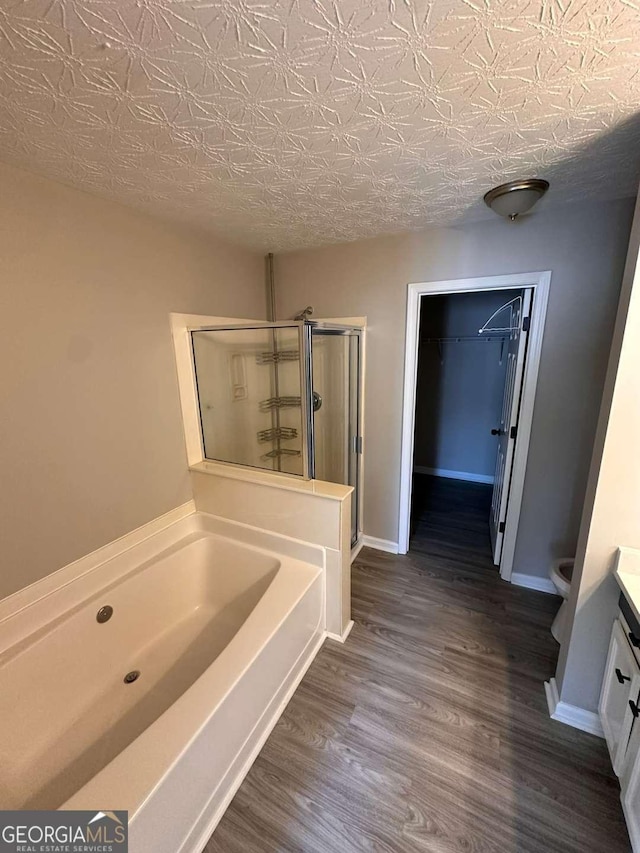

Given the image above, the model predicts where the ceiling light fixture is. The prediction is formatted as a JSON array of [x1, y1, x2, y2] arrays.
[[484, 178, 549, 221]]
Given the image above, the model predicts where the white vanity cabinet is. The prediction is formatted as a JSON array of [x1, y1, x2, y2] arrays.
[[600, 616, 640, 774], [621, 725, 640, 852], [600, 609, 640, 852], [601, 548, 640, 852]]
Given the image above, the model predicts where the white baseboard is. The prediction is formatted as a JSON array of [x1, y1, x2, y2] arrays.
[[361, 535, 399, 554], [544, 677, 604, 738], [351, 539, 364, 562], [414, 466, 494, 485], [326, 620, 354, 644], [621, 794, 640, 853], [511, 572, 558, 595]]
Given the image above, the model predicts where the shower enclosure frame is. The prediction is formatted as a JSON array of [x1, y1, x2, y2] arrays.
[[170, 314, 365, 545], [190, 320, 315, 480]]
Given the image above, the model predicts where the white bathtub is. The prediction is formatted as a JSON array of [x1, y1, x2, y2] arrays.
[[0, 511, 325, 853]]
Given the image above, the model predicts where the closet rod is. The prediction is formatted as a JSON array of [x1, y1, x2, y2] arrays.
[[421, 334, 509, 344]]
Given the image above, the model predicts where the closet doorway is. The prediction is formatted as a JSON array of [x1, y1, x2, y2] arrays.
[[398, 272, 551, 581]]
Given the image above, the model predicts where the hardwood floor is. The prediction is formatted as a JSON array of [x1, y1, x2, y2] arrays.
[[206, 476, 630, 852]]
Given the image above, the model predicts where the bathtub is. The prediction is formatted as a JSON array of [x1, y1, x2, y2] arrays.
[[0, 511, 325, 853]]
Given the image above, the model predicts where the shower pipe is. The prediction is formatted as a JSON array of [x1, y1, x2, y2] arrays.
[[265, 253, 283, 469]]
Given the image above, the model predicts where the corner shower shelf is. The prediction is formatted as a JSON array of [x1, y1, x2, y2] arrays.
[[259, 396, 301, 412], [262, 448, 301, 459], [257, 427, 298, 443], [256, 350, 299, 364]]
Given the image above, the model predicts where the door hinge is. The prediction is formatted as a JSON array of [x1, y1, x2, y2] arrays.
[[499, 521, 506, 533], [352, 436, 363, 454], [630, 699, 640, 719], [522, 316, 530, 332], [510, 425, 517, 440]]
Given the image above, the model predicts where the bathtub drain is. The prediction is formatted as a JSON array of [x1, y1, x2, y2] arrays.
[[124, 670, 140, 684], [96, 605, 113, 623]]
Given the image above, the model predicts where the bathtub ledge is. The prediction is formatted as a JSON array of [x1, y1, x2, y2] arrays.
[[0, 501, 196, 650], [190, 460, 352, 502]]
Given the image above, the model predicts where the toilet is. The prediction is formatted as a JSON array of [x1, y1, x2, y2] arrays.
[[549, 558, 574, 643]]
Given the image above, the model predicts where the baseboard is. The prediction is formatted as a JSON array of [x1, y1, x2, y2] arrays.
[[620, 795, 640, 853], [544, 677, 604, 738], [413, 466, 494, 485], [326, 620, 354, 644], [361, 535, 399, 554], [351, 539, 364, 562], [185, 631, 326, 853], [511, 572, 558, 595]]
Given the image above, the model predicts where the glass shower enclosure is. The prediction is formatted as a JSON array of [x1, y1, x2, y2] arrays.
[[190, 320, 362, 544]]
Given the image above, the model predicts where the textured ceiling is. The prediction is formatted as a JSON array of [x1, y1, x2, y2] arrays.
[[1, 0, 640, 251]]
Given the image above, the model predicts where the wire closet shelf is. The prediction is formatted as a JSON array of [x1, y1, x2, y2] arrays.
[[421, 296, 522, 346]]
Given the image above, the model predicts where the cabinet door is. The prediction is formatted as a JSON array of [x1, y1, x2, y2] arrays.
[[621, 724, 640, 852], [599, 618, 640, 773], [620, 675, 640, 780]]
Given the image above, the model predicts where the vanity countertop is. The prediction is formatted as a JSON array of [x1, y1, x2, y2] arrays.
[[615, 547, 640, 625]]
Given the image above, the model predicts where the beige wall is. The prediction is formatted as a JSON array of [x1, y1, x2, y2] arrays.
[[556, 190, 640, 712], [275, 198, 634, 578], [0, 162, 263, 599]]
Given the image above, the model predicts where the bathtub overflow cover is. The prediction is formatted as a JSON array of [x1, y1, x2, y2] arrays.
[[96, 605, 113, 624], [124, 670, 140, 684]]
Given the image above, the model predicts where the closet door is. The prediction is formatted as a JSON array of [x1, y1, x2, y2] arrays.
[[489, 289, 532, 565]]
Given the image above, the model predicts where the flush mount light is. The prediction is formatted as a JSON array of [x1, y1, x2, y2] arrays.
[[484, 178, 549, 221]]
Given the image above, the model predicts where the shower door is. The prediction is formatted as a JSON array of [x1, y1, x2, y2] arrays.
[[190, 319, 363, 543], [311, 327, 361, 545], [191, 324, 306, 476]]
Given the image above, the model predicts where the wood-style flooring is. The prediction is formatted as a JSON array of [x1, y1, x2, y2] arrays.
[[206, 475, 631, 852]]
